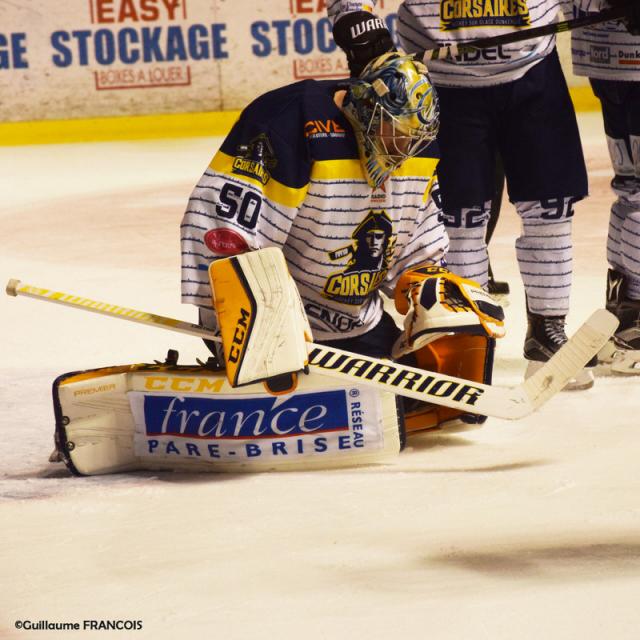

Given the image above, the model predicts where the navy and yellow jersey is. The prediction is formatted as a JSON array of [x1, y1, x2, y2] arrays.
[[181, 79, 448, 341]]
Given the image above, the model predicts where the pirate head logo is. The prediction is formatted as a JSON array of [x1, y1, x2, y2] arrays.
[[323, 210, 397, 306], [232, 134, 277, 185]]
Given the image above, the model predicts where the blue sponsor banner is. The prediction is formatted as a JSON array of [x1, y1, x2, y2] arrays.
[[143, 389, 350, 439]]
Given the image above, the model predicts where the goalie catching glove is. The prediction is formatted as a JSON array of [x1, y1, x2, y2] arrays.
[[394, 265, 505, 357], [394, 265, 505, 432], [209, 247, 312, 391]]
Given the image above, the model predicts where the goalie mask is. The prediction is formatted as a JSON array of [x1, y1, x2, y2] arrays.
[[342, 52, 439, 189]]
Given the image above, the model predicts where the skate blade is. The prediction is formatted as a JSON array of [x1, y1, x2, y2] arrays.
[[611, 351, 640, 375], [597, 340, 640, 376], [525, 359, 595, 391]]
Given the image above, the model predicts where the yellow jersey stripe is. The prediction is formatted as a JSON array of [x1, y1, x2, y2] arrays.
[[311, 159, 364, 181], [208, 153, 439, 208], [210, 151, 309, 209], [310, 157, 439, 181]]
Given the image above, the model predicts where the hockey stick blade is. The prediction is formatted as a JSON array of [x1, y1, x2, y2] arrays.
[[6, 279, 617, 420], [511, 309, 618, 417]]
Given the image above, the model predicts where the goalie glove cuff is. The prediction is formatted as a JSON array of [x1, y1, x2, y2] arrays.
[[332, 11, 396, 77]]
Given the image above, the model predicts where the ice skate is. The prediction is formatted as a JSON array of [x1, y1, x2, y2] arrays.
[[524, 311, 596, 390], [598, 269, 640, 375]]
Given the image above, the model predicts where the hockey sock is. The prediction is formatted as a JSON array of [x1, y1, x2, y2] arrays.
[[621, 208, 640, 300], [607, 172, 640, 301], [515, 199, 575, 316], [441, 202, 491, 287]]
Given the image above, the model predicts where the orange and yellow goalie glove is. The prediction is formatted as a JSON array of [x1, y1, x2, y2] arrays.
[[393, 264, 505, 359]]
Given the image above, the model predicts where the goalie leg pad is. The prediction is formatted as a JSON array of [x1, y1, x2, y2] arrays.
[[209, 247, 312, 387], [400, 334, 495, 433], [52, 362, 404, 475]]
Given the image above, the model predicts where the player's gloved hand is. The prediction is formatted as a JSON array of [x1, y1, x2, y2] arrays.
[[209, 247, 312, 392], [608, 0, 640, 35], [393, 265, 505, 359], [332, 11, 396, 77]]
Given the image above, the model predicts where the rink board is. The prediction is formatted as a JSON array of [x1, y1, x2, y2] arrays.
[[0, 0, 401, 121]]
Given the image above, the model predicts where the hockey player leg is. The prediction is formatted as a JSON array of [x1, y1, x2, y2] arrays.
[[515, 198, 596, 390], [486, 155, 510, 300], [600, 190, 640, 373], [598, 94, 640, 373], [441, 202, 492, 288], [52, 362, 404, 475], [399, 335, 496, 433]]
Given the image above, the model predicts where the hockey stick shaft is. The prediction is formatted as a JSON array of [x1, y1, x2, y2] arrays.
[[6, 278, 617, 420], [424, 5, 631, 60], [6, 279, 214, 341]]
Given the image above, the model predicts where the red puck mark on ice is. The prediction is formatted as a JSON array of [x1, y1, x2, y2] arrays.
[[204, 229, 249, 255]]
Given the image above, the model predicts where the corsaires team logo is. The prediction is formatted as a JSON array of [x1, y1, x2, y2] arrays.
[[232, 134, 277, 185], [323, 210, 397, 306], [440, 0, 531, 31]]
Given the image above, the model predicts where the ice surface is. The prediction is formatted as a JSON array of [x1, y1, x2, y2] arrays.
[[1, 114, 639, 640]]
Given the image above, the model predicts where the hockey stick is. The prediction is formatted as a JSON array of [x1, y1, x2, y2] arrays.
[[423, 5, 632, 60], [6, 278, 617, 420], [486, 156, 510, 298]]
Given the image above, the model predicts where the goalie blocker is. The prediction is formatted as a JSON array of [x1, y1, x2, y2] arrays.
[[209, 247, 312, 392]]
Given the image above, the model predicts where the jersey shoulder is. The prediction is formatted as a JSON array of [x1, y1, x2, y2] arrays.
[[226, 80, 346, 149], [219, 80, 356, 188]]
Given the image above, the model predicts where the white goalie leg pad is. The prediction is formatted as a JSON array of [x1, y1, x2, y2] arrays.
[[52, 363, 403, 474], [210, 247, 312, 386]]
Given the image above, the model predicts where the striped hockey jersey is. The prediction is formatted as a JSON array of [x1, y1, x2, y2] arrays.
[[328, 0, 574, 87], [571, 0, 640, 81], [181, 79, 448, 342]]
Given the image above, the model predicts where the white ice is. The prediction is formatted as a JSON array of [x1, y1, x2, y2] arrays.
[[1, 113, 639, 640]]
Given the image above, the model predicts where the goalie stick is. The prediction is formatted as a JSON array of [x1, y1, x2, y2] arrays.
[[422, 5, 634, 61], [6, 278, 617, 420]]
